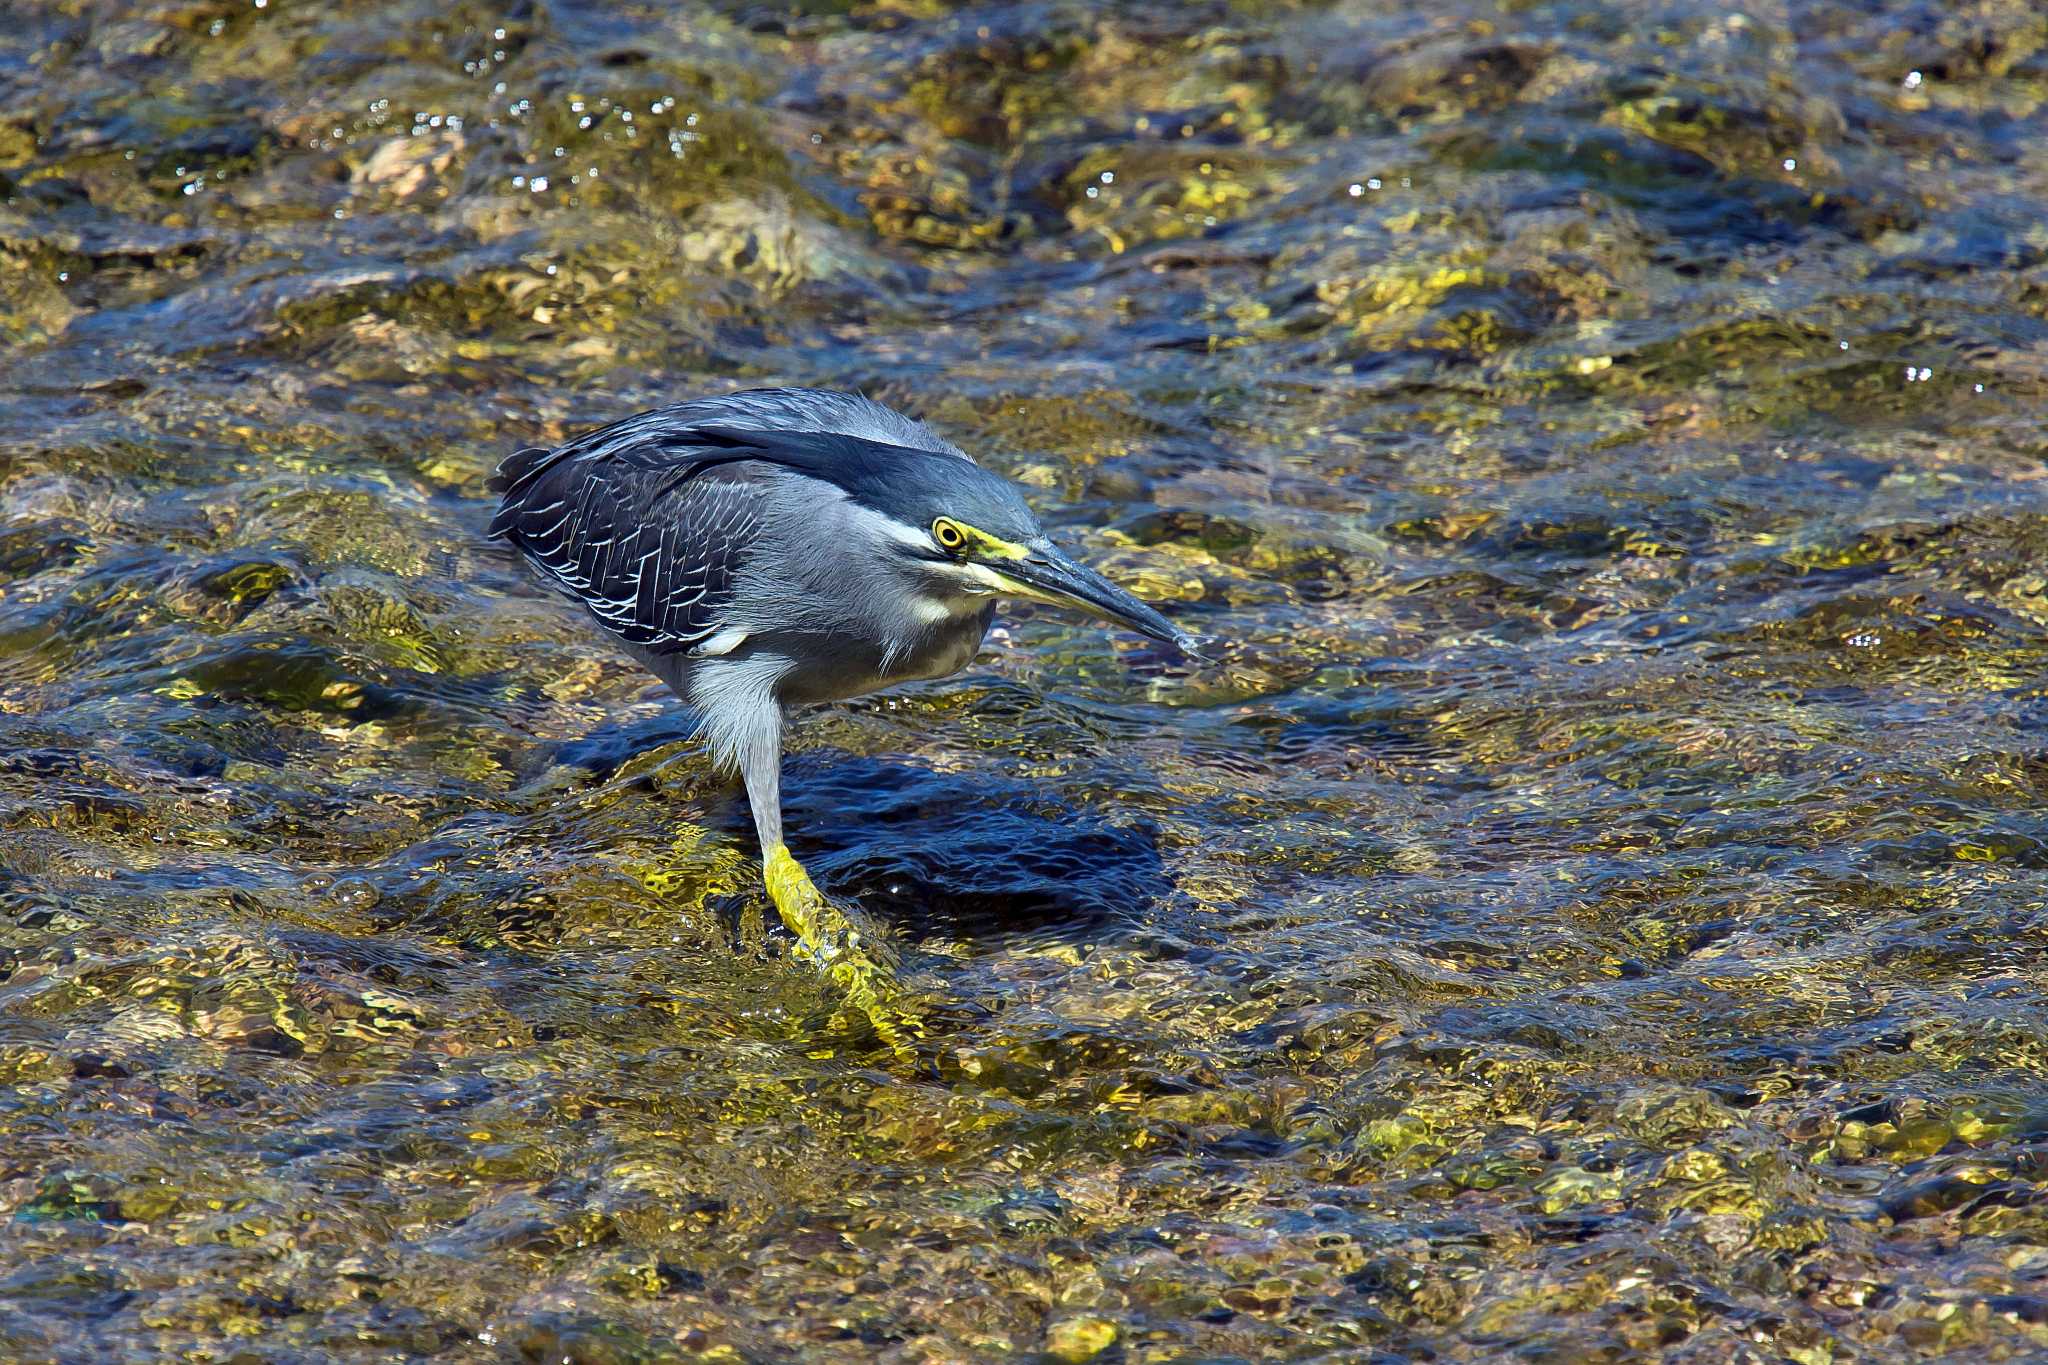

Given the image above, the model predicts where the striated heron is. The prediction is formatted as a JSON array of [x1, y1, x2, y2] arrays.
[[489, 388, 1198, 1015]]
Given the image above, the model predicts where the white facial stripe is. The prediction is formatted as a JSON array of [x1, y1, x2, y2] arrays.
[[969, 561, 1077, 606], [831, 496, 943, 555], [906, 593, 958, 624], [958, 562, 1013, 594]]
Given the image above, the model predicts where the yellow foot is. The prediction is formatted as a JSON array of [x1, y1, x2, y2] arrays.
[[763, 844, 920, 1053]]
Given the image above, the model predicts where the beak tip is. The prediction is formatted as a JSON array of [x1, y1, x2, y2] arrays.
[[1007, 546, 1210, 660]]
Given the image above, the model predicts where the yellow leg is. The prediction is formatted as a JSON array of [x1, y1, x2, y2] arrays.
[[763, 844, 918, 1051]]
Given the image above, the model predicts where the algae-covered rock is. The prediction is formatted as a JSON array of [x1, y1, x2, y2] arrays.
[[1044, 1314, 1119, 1361], [2, 0, 2048, 1360]]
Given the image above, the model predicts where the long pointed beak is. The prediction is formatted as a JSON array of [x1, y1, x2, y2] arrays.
[[987, 541, 1203, 658]]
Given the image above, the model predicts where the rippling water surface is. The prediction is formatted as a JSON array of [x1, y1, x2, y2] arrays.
[[4, 0, 2048, 1359]]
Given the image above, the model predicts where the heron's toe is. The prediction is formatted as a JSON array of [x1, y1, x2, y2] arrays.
[[764, 844, 912, 1046]]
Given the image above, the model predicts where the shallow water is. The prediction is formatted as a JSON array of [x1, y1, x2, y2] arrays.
[[3, 0, 2048, 1359]]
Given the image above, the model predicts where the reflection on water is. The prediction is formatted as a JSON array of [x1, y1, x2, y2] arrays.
[[4, 0, 2048, 1357]]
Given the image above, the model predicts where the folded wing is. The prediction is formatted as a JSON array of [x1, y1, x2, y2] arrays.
[[490, 438, 766, 657]]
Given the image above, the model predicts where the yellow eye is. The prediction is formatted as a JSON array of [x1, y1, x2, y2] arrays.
[[932, 518, 967, 553]]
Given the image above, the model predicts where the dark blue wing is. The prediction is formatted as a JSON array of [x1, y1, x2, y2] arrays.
[[490, 437, 765, 656]]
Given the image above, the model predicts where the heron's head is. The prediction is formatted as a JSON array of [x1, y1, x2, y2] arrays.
[[865, 455, 1199, 655]]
